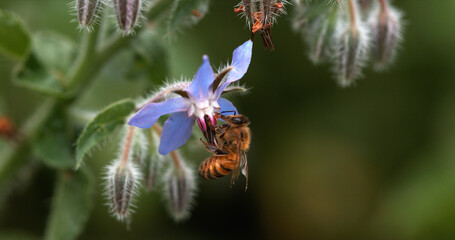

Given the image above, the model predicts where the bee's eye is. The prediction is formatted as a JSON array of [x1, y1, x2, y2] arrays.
[[231, 117, 244, 124]]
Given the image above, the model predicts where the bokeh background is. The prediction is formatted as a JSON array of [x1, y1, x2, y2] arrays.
[[1, 0, 455, 239]]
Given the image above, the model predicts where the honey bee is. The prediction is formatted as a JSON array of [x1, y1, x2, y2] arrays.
[[199, 113, 251, 189]]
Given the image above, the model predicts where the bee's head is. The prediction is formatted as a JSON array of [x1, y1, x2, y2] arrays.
[[226, 115, 250, 126]]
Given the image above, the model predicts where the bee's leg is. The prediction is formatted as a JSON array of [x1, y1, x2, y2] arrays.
[[200, 138, 218, 153], [199, 138, 209, 145], [200, 138, 229, 155], [214, 148, 229, 155]]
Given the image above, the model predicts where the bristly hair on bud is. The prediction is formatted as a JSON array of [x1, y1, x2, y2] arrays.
[[332, 0, 370, 87], [369, 0, 403, 71], [162, 151, 197, 222], [113, 0, 146, 35], [105, 126, 143, 224], [69, 0, 105, 31]]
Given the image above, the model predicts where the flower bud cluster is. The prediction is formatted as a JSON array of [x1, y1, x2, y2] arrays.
[[293, 0, 404, 86], [105, 122, 199, 224], [72, 0, 146, 34]]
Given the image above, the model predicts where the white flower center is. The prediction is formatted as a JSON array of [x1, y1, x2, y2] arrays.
[[187, 97, 220, 120]]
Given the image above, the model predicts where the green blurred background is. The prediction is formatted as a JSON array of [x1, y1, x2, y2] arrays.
[[1, 0, 455, 239]]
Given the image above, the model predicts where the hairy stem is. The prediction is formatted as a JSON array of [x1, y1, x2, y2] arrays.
[[378, 0, 389, 13], [119, 126, 136, 175], [378, 0, 389, 22], [66, 23, 100, 90], [348, 0, 358, 35]]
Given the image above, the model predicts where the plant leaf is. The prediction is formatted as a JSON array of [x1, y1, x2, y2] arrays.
[[12, 32, 75, 97], [167, 0, 209, 37], [44, 169, 94, 240], [0, 10, 31, 60], [32, 112, 75, 169], [75, 99, 136, 168], [32, 32, 75, 75]]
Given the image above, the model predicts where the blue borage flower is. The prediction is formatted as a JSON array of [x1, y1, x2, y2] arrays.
[[128, 40, 253, 155]]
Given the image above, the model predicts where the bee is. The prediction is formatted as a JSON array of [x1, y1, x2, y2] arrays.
[[199, 113, 251, 189]]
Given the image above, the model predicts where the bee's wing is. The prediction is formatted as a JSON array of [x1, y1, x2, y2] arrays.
[[229, 135, 243, 187], [241, 151, 248, 190]]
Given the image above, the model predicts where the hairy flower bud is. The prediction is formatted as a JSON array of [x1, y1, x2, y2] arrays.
[[105, 126, 143, 222], [144, 128, 164, 191], [369, 0, 403, 71], [145, 154, 162, 191], [235, 0, 287, 50], [293, 1, 339, 63], [113, 0, 143, 34], [106, 159, 142, 222], [163, 154, 196, 221], [131, 128, 147, 163], [332, 1, 370, 87], [75, 0, 104, 30]]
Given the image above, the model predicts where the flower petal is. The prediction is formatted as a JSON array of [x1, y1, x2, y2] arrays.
[[218, 97, 238, 116], [128, 98, 189, 129], [228, 40, 253, 82], [159, 112, 195, 155], [214, 40, 253, 99], [184, 55, 214, 101]]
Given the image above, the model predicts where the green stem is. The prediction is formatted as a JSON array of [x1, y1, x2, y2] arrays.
[[66, 24, 100, 90]]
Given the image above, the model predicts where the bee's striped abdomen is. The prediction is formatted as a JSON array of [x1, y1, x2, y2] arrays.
[[199, 155, 236, 180]]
